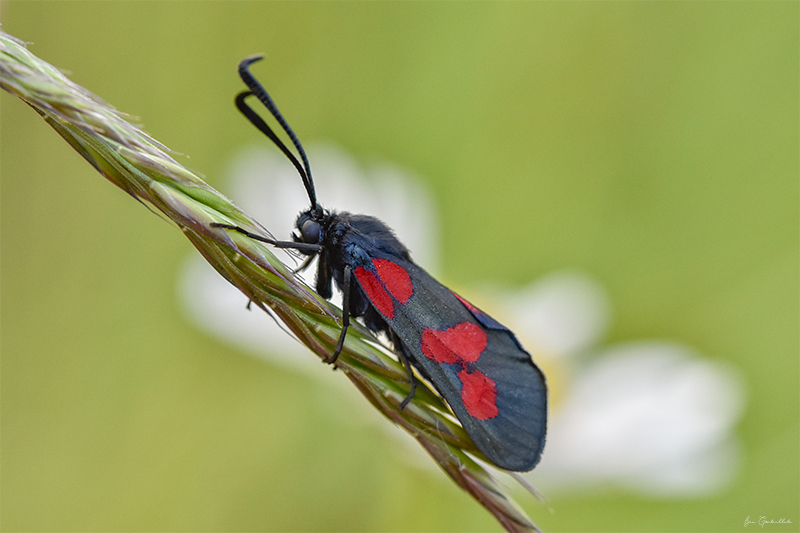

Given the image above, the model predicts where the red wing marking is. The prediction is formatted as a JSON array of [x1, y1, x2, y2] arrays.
[[420, 322, 486, 364], [458, 369, 498, 420], [372, 259, 413, 304], [355, 266, 395, 318], [355, 259, 415, 319], [420, 322, 497, 420], [421, 329, 458, 364], [454, 292, 479, 314]]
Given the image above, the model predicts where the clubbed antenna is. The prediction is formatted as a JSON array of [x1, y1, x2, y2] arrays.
[[236, 55, 318, 212]]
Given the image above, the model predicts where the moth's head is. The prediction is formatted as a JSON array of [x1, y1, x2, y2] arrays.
[[293, 207, 328, 252]]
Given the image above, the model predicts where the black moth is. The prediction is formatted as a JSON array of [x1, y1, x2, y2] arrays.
[[214, 55, 547, 472]]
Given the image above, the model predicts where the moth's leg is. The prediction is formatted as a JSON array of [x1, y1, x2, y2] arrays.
[[211, 223, 321, 254], [396, 344, 418, 409], [293, 254, 315, 275], [326, 264, 352, 364], [212, 223, 322, 310]]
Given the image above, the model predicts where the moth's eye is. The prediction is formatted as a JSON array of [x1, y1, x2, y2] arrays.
[[300, 219, 322, 244]]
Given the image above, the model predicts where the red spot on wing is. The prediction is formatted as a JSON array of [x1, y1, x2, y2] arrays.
[[421, 329, 457, 364], [355, 259, 414, 319], [458, 369, 498, 420], [355, 266, 394, 318], [373, 259, 413, 304], [420, 322, 498, 420], [421, 322, 486, 364]]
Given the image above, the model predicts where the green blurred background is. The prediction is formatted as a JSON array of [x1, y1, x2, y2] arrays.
[[1, 2, 797, 531]]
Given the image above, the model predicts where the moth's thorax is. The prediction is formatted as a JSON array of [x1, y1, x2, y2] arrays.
[[294, 208, 411, 262]]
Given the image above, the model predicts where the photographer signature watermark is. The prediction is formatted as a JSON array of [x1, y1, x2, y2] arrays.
[[744, 516, 793, 527]]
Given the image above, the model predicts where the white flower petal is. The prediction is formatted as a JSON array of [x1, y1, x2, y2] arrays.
[[505, 271, 612, 356], [530, 342, 745, 497]]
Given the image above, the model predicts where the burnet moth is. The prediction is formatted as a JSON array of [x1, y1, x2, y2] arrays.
[[213, 55, 547, 472]]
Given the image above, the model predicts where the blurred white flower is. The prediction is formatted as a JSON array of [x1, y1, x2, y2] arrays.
[[499, 273, 745, 497], [180, 144, 745, 498], [529, 339, 744, 497]]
